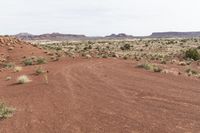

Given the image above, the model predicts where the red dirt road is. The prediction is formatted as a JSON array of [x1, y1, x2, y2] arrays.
[[0, 58, 200, 133]]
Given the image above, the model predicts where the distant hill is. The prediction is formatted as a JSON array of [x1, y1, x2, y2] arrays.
[[150, 32, 200, 38], [14, 31, 200, 41], [15, 33, 87, 41], [14, 33, 135, 40], [15, 33, 34, 40]]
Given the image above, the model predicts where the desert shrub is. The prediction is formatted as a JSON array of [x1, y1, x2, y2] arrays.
[[137, 63, 153, 71], [180, 39, 187, 43], [120, 44, 130, 50], [137, 63, 162, 73], [88, 41, 93, 44], [35, 67, 45, 75], [55, 47, 62, 51], [88, 45, 92, 49], [153, 67, 162, 73], [0, 103, 15, 119], [185, 69, 198, 75], [51, 56, 59, 61], [17, 75, 31, 84], [36, 57, 46, 64], [83, 45, 92, 51], [23, 57, 46, 65], [123, 56, 128, 60], [4, 63, 15, 68], [23, 58, 33, 66], [185, 49, 200, 61], [179, 61, 188, 66], [161, 60, 167, 64], [102, 55, 108, 58]]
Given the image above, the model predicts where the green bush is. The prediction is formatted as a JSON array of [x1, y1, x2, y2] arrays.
[[185, 49, 200, 61]]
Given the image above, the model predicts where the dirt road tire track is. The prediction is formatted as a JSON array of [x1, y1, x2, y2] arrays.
[[0, 58, 200, 133]]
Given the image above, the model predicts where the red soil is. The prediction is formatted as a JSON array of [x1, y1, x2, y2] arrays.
[[0, 36, 48, 66], [0, 37, 200, 133]]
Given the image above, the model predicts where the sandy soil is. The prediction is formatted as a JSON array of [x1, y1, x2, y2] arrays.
[[0, 58, 200, 133]]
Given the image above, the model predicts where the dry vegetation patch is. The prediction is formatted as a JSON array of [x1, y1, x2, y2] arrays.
[[0, 103, 15, 119], [28, 38, 200, 79]]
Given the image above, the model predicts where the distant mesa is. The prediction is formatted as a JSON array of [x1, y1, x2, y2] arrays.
[[105, 33, 134, 38], [150, 31, 200, 38]]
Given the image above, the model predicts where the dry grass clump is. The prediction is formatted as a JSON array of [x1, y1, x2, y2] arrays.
[[5, 76, 12, 81], [0, 103, 15, 119], [35, 67, 45, 75], [14, 66, 22, 72], [178, 61, 187, 66], [17, 75, 31, 84], [161, 69, 181, 76]]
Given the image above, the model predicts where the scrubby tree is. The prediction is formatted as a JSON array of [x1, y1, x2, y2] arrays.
[[185, 48, 200, 61]]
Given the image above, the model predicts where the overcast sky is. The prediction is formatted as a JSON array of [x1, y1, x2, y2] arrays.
[[0, 0, 200, 36]]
